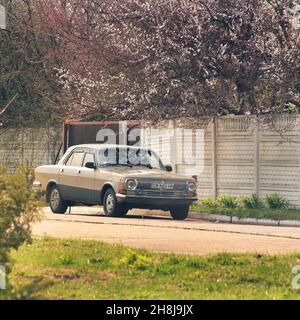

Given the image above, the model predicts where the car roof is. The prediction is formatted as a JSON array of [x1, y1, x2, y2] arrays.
[[69, 144, 149, 151]]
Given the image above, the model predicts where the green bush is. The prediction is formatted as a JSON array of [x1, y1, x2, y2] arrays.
[[0, 168, 41, 293], [264, 194, 289, 210], [241, 194, 262, 209], [216, 195, 238, 209], [201, 198, 218, 208]]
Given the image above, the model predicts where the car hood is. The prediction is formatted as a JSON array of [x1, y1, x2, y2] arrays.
[[101, 167, 194, 181]]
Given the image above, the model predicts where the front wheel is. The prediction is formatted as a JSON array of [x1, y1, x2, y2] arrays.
[[49, 186, 69, 214], [170, 205, 189, 221], [103, 189, 128, 217]]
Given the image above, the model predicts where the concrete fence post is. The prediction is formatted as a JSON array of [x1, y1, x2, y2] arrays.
[[254, 120, 260, 197], [47, 125, 51, 164], [170, 120, 178, 173], [212, 119, 217, 200]]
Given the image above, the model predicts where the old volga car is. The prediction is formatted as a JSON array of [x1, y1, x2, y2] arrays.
[[34, 144, 198, 220]]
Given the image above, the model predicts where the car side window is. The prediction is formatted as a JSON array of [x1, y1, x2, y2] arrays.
[[65, 153, 74, 166], [83, 153, 95, 167], [65, 151, 84, 167]]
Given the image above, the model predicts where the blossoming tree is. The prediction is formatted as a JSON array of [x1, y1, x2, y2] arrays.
[[34, 0, 300, 121]]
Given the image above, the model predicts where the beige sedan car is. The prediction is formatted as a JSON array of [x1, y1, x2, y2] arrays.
[[34, 144, 198, 220]]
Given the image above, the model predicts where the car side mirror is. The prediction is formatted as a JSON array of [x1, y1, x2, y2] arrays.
[[165, 165, 173, 172], [85, 162, 96, 170]]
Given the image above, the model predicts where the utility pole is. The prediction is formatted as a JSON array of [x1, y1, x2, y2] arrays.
[[0, 5, 6, 30]]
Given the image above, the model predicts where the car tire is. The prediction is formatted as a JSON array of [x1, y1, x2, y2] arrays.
[[49, 186, 69, 214], [103, 189, 128, 217], [170, 205, 189, 221]]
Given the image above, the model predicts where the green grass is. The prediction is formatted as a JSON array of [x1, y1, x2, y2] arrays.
[[0, 238, 300, 300], [191, 203, 300, 221]]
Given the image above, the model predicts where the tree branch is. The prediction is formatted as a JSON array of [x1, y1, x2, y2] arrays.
[[0, 94, 18, 117]]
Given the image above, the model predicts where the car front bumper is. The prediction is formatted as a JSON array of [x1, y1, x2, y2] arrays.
[[116, 193, 198, 207]]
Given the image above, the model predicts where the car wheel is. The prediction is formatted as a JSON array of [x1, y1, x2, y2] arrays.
[[170, 205, 189, 221], [49, 186, 69, 214], [103, 189, 128, 217]]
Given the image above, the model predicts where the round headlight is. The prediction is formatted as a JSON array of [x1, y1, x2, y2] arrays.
[[126, 179, 138, 190], [187, 182, 197, 193]]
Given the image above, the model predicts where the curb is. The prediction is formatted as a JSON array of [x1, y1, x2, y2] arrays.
[[190, 212, 300, 228]]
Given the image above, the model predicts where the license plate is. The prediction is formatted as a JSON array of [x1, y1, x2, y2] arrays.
[[151, 182, 175, 190]]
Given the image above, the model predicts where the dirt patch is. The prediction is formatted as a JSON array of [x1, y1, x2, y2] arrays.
[[52, 268, 81, 280]]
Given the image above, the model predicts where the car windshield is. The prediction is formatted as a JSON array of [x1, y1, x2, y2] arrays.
[[98, 147, 164, 170]]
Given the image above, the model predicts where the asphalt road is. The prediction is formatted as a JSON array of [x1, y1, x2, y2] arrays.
[[32, 207, 300, 255]]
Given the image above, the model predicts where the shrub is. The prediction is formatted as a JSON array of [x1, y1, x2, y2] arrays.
[[241, 194, 262, 209], [264, 194, 289, 209], [0, 168, 41, 292], [201, 198, 218, 208], [216, 195, 238, 209]]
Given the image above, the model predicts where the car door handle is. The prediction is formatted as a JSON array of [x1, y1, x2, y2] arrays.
[[76, 170, 81, 175], [59, 168, 64, 173]]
